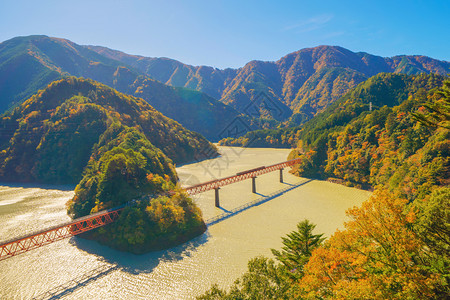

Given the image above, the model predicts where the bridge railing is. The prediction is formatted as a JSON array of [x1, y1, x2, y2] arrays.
[[185, 157, 301, 195], [0, 208, 123, 261]]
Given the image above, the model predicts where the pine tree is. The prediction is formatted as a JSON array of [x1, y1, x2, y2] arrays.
[[271, 219, 324, 277]]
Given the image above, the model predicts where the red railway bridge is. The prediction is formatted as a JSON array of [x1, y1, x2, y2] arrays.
[[0, 158, 301, 261], [185, 157, 302, 207]]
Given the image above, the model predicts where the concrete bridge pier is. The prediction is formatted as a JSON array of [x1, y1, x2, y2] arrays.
[[215, 187, 220, 207], [280, 168, 284, 183], [252, 177, 257, 193]]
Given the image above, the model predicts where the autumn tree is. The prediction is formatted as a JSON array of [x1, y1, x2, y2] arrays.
[[412, 79, 450, 129], [413, 187, 450, 297], [300, 190, 444, 299]]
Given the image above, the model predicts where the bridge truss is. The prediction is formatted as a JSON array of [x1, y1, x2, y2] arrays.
[[185, 157, 302, 195], [0, 208, 122, 261]]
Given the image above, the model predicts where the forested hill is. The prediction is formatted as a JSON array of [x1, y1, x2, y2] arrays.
[[0, 77, 218, 184], [88, 44, 450, 122], [288, 74, 449, 196], [219, 73, 446, 149], [128, 76, 249, 141], [0, 35, 243, 140]]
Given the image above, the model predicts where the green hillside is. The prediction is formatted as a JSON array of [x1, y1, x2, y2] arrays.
[[0, 77, 217, 184], [0, 36, 244, 140], [0, 76, 214, 253]]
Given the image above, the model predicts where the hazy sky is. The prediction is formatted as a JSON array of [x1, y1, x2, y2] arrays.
[[1, 0, 449, 68]]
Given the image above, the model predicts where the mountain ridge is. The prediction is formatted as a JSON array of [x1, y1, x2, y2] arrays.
[[0, 35, 244, 140], [87, 44, 450, 122], [2, 35, 449, 139], [219, 72, 446, 149]]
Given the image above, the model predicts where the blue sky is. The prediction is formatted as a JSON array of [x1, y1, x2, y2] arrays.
[[1, 0, 449, 68]]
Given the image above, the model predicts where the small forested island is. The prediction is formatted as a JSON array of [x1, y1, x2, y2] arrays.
[[0, 77, 216, 253], [66, 127, 206, 253]]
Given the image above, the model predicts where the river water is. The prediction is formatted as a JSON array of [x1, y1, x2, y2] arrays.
[[0, 147, 371, 299]]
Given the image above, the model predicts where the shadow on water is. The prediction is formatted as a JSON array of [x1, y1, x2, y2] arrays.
[[33, 231, 210, 299], [207, 179, 313, 226], [32, 264, 119, 300], [217, 206, 232, 213], [70, 229, 210, 275]]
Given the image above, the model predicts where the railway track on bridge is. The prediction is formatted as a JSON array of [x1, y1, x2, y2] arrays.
[[0, 158, 302, 261], [185, 158, 301, 195]]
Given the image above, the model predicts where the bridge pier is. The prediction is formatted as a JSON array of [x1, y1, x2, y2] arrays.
[[252, 177, 257, 193], [215, 187, 220, 207], [280, 168, 283, 183]]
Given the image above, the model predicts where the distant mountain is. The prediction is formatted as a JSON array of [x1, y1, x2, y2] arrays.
[[87, 45, 238, 101], [0, 35, 134, 111], [0, 77, 218, 184], [89, 45, 450, 122], [0, 35, 243, 140]]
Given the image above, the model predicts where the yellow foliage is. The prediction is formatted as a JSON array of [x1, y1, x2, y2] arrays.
[[300, 190, 441, 299]]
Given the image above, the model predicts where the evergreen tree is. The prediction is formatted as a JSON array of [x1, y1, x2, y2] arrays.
[[412, 79, 450, 129], [271, 220, 324, 278]]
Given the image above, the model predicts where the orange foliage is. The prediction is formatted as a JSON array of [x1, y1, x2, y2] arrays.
[[300, 190, 441, 299]]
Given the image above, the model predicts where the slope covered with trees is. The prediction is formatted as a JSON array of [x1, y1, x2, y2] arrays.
[[0, 35, 244, 140], [0, 77, 217, 184], [200, 187, 449, 299], [0, 76, 213, 252], [219, 73, 445, 150], [66, 125, 206, 253], [288, 74, 448, 194], [199, 76, 450, 299], [89, 45, 450, 123]]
